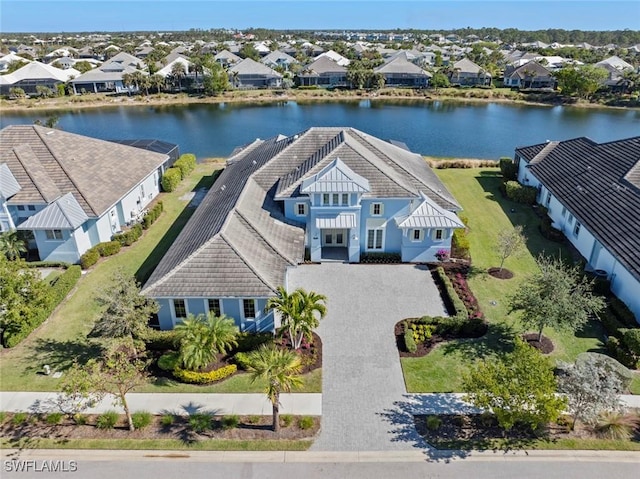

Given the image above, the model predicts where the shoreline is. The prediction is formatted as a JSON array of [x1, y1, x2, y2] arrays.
[[1, 89, 636, 113]]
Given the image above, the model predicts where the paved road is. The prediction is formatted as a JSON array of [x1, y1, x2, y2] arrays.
[[288, 263, 448, 451], [3, 449, 639, 479]]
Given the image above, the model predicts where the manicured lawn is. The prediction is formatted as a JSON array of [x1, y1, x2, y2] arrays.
[[428, 437, 640, 452], [401, 168, 609, 393]]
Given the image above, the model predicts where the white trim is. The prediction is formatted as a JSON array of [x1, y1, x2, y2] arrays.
[[410, 228, 424, 242], [44, 229, 64, 241], [295, 202, 307, 216], [241, 298, 257, 320], [204, 298, 224, 317], [370, 202, 384, 216], [432, 228, 445, 241], [366, 227, 385, 251], [171, 298, 189, 323]]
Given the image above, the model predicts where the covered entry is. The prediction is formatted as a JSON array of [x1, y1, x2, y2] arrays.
[[317, 213, 355, 262]]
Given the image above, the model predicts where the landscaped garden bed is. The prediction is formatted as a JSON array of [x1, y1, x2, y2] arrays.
[[0, 412, 319, 445], [414, 412, 640, 451]]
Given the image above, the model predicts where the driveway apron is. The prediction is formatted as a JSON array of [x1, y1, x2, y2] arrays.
[[287, 263, 447, 451]]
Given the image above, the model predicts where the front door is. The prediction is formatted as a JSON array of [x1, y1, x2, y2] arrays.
[[322, 229, 346, 247]]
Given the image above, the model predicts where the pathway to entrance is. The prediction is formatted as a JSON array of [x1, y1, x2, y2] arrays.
[[288, 263, 447, 451]]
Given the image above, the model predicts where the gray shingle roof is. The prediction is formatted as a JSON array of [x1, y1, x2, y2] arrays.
[[300, 158, 370, 193], [18, 192, 88, 230], [299, 56, 347, 76], [516, 136, 640, 282], [375, 55, 432, 76], [0, 163, 22, 199], [0, 125, 168, 216], [142, 127, 460, 299], [228, 58, 282, 77]]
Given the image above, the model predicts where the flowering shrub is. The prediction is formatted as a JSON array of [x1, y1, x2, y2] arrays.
[[435, 249, 450, 261], [449, 271, 484, 321], [173, 364, 237, 384]]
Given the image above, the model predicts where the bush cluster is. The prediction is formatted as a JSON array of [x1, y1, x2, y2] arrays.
[[142, 329, 180, 351], [157, 352, 180, 371], [4, 265, 81, 348], [142, 201, 164, 230], [411, 322, 435, 343], [80, 240, 123, 269], [161, 168, 182, 192], [298, 416, 314, 430], [600, 299, 640, 369], [435, 267, 467, 319], [499, 157, 518, 181], [504, 181, 538, 204], [96, 411, 119, 430], [539, 214, 565, 243], [173, 154, 197, 179], [232, 351, 252, 370], [403, 322, 417, 353], [131, 411, 153, 430], [451, 214, 470, 259], [430, 159, 498, 169], [112, 223, 143, 247], [173, 364, 237, 384]]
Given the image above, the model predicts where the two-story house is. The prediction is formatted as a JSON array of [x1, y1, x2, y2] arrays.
[[142, 127, 464, 333]]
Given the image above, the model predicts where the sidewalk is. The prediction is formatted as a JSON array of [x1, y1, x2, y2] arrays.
[[0, 392, 322, 416], [1, 391, 638, 416]]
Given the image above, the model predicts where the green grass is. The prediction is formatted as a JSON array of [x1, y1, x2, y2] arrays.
[[630, 374, 640, 395], [401, 168, 609, 393], [0, 161, 224, 391], [428, 437, 640, 451], [0, 438, 313, 451], [139, 368, 322, 394]]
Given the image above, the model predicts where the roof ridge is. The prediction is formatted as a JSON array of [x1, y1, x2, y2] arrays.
[[33, 126, 98, 216], [218, 232, 276, 294], [529, 140, 559, 165], [235, 209, 296, 266]]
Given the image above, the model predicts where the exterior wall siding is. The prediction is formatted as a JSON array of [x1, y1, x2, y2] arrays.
[[34, 229, 80, 263], [610, 266, 640, 323], [401, 227, 452, 262]]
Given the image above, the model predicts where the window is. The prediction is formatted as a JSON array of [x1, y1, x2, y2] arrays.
[[173, 299, 187, 319], [243, 299, 256, 319], [574, 221, 581, 237], [208, 299, 221, 317], [45, 229, 63, 240], [17, 205, 25, 211], [341, 194, 349, 206], [561, 206, 567, 217], [371, 203, 383, 216], [411, 229, 423, 242], [332, 193, 339, 205], [545, 191, 552, 207], [322, 193, 330, 206], [325, 232, 333, 244], [27, 205, 36, 211], [367, 229, 383, 250], [567, 213, 574, 224], [296, 203, 306, 216], [434, 229, 444, 240]]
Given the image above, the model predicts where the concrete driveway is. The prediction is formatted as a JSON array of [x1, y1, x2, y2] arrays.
[[287, 263, 447, 451]]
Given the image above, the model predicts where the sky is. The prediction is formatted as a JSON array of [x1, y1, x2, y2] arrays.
[[1, 0, 639, 33]]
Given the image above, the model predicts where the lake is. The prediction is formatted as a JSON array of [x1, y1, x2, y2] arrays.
[[1, 99, 639, 159]]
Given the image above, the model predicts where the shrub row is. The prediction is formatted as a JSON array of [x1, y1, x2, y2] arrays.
[[143, 329, 180, 351], [112, 223, 143, 247], [360, 252, 402, 264], [80, 240, 122, 269], [142, 201, 164, 230], [403, 322, 417, 353], [429, 159, 498, 169], [504, 181, 538, 204], [412, 315, 487, 339], [451, 214, 470, 259], [233, 351, 253, 370], [173, 154, 196, 179], [499, 157, 518, 181], [610, 298, 638, 329], [161, 168, 182, 192], [607, 329, 640, 369], [435, 267, 466, 319], [540, 215, 566, 243], [173, 364, 237, 384], [25, 261, 71, 269], [4, 265, 81, 348]]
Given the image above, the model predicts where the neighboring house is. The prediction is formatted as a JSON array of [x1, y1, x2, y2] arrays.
[[69, 51, 145, 94], [0, 125, 171, 263], [503, 61, 555, 89], [156, 55, 192, 78], [228, 58, 282, 88], [0, 61, 79, 95], [449, 58, 492, 86], [315, 50, 351, 67], [0, 52, 33, 73], [596, 55, 635, 89], [374, 52, 432, 87], [261, 50, 298, 70], [515, 136, 640, 322], [296, 56, 348, 87], [214, 49, 242, 67], [141, 127, 463, 333]]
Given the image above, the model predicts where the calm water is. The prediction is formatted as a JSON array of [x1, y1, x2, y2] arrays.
[[1, 100, 639, 159]]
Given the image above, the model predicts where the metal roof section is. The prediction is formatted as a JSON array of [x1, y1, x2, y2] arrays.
[[18, 192, 88, 230], [300, 157, 370, 194], [0, 163, 22, 199], [316, 212, 357, 229], [395, 192, 466, 229]]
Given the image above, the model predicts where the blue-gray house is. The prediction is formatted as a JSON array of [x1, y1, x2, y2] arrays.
[[142, 127, 464, 333]]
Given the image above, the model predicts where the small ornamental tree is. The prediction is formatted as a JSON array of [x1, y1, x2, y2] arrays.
[[508, 255, 605, 342], [463, 338, 566, 431], [558, 355, 624, 430], [496, 225, 526, 272]]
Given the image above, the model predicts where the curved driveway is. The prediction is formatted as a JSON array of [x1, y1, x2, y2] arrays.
[[288, 263, 447, 451]]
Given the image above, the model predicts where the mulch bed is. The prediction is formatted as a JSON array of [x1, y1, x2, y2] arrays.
[[395, 322, 450, 358], [276, 332, 322, 375], [414, 413, 611, 448], [0, 414, 320, 442], [487, 267, 514, 279], [522, 333, 554, 354]]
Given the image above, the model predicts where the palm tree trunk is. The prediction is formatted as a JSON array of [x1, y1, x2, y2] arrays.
[[272, 393, 280, 432]]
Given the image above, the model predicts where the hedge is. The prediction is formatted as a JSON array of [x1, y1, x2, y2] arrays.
[[25, 261, 71, 269], [435, 267, 466, 319], [360, 252, 402, 264], [158, 352, 180, 371], [3, 265, 81, 348], [173, 364, 237, 384], [499, 157, 518, 181], [142, 201, 164, 230], [80, 239, 125, 269], [96, 241, 121, 257], [504, 181, 538, 204], [161, 167, 182, 192], [112, 223, 143, 247], [610, 298, 638, 329], [80, 247, 100, 270], [233, 351, 252, 370], [403, 321, 417, 353], [142, 329, 180, 351], [173, 154, 196, 179]]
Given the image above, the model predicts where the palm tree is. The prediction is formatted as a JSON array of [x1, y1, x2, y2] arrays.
[[291, 289, 327, 349], [0, 231, 26, 260], [266, 286, 299, 345], [175, 313, 239, 371], [149, 74, 165, 94], [170, 62, 186, 92], [247, 345, 302, 432]]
